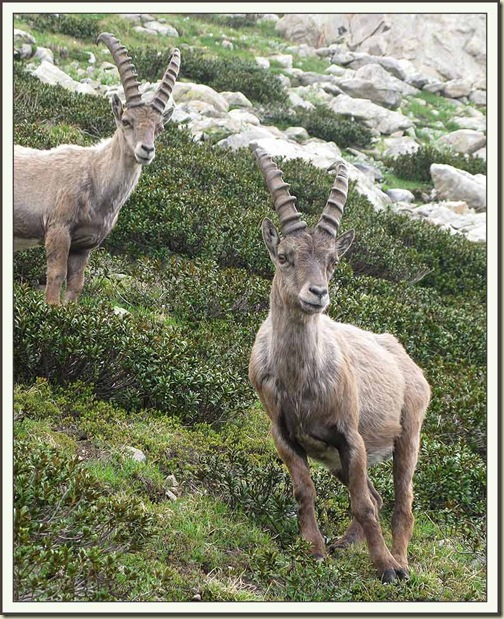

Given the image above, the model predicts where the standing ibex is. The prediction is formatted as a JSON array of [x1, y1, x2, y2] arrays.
[[14, 33, 181, 304], [249, 147, 431, 583]]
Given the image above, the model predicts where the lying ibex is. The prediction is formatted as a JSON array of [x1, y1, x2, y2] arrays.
[[249, 147, 431, 583], [14, 33, 181, 304]]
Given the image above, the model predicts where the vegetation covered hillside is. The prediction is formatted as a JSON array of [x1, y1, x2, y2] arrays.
[[12, 13, 487, 604]]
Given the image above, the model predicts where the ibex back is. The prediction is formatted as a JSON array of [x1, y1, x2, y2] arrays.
[[14, 33, 181, 304], [249, 147, 431, 583]]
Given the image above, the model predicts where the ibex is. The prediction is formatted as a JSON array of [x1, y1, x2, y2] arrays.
[[249, 147, 431, 583], [14, 33, 181, 304]]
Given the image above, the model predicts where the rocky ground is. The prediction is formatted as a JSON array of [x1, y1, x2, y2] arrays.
[[14, 13, 486, 243]]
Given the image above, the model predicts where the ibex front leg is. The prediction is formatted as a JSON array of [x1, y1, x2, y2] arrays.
[[344, 428, 408, 583], [44, 226, 71, 305], [271, 423, 326, 558], [65, 249, 90, 303]]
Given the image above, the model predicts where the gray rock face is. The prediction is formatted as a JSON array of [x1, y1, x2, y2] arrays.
[[143, 21, 179, 37], [220, 91, 252, 108], [276, 14, 486, 90], [442, 79, 473, 99], [33, 46, 54, 64], [430, 163, 486, 211], [437, 129, 486, 155], [173, 83, 229, 113], [469, 90, 487, 106], [32, 60, 81, 91], [336, 65, 403, 110]]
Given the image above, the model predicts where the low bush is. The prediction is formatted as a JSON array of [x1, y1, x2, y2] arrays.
[[131, 46, 286, 104], [13, 285, 251, 425], [260, 103, 374, 149], [23, 13, 103, 40], [384, 144, 486, 182]]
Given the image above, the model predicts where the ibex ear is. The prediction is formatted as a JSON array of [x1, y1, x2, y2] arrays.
[[161, 105, 174, 125], [335, 229, 355, 258], [111, 94, 124, 124], [262, 218, 280, 260]]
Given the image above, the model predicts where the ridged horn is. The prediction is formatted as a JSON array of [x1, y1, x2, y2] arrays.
[[317, 162, 348, 237], [150, 48, 181, 115], [97, 32, 142, 108], [253, 146, 307, 236]]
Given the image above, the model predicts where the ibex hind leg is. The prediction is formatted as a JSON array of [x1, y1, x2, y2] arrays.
[[330, 477, 382, 551], [390, 414, 423, 572], [45, 226, 71, 305], [65, 249, 91, 303]]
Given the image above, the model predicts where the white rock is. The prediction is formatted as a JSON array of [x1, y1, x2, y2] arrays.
[[14, 28, 35, 45], [469, 90, 487, 106], [165, 489, 178, 501], [283, 126, 310, 142], [442, 79, 472, 98], [452, 116, 486, 132], [132, 26, 158, 36], [255, 56, 270, 69], [126, 446, 146, 462], [473, 147, 486, 161], [437, 129, 486, 155], [288, 91, 315, 110], [269, 54, 293, 69], [32, 60, 80, 91], [33, 47, 54, 64], [221, 40, 233, 50], [382, 136, 420, 157], [173, 82, 229, 113], [219, 91, 252, 108], [430, 163, 486, 211], [386, 188, 415, 203], [75, 82, 98, 96], [113, 306, 131, 317], [228, 108, 260, 125], [143, 21, 179, 37]]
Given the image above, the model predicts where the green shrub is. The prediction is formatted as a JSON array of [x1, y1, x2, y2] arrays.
[[260, 103, 374, 149], [384, 144, 486, 182], [131, 46, 286, 104], [13, 285, 251, 425], [14, 435, 156, 601], [23, 13, 103, 40], [14, 63, 114, 140]]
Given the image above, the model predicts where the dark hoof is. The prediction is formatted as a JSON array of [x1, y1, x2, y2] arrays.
[[381, 568, 409, 584]]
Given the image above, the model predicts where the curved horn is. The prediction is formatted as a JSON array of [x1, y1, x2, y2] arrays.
[[97, 32, 142, 108], [317, 162, 348, 237], [253, 147, 307, 236], [150, 48, 181, 115]]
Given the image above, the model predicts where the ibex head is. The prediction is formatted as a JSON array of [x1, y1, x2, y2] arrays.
[[254, 147, 355, 315], [97, 33, 181, 165]]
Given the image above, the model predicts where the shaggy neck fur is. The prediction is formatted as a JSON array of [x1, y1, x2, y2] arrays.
[[269, 273, 323, 391]]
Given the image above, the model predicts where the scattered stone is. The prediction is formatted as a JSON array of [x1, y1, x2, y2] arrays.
[[437, 129, 486, 155], [283, 126, 310, 142], [173, 83, 229, 113], [382, 136, 420, 158], [126, 446, 146, 462], [442, 79, 472, 99], [165, 489, 178, 502], [469, 90, 487, 106], [386, 188, 415, 203], [269, 54, 293, 69], [221, 39, 233, 50], [220, 91, 252, 108], [473, 147, 486, 161], [14, 28, 35, 45], [113, 306, 131, 317], [132, 26, 158, 36], [255, 56, 270, 69]]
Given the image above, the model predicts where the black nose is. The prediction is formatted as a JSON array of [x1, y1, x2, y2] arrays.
[[309, 285, 328, 299], [141, 145, 155, 154]]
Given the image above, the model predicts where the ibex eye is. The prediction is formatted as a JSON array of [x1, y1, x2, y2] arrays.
[[278, 254, 288, 264], [122, 119, 131, 127]]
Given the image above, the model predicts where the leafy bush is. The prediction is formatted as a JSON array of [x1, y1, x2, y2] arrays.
[[14, 435, 156, 601], [23, 13, 102, 39], [131, 46, 286, 104], [384, 144, 486, 182], [260, 103, 374, 149], [13, 285, 251, 424]]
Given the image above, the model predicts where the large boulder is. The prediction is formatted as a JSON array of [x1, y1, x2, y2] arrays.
[[328, 94, 413, 134], [430, 163, 486, 211], [173, 83, 229, 113]]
